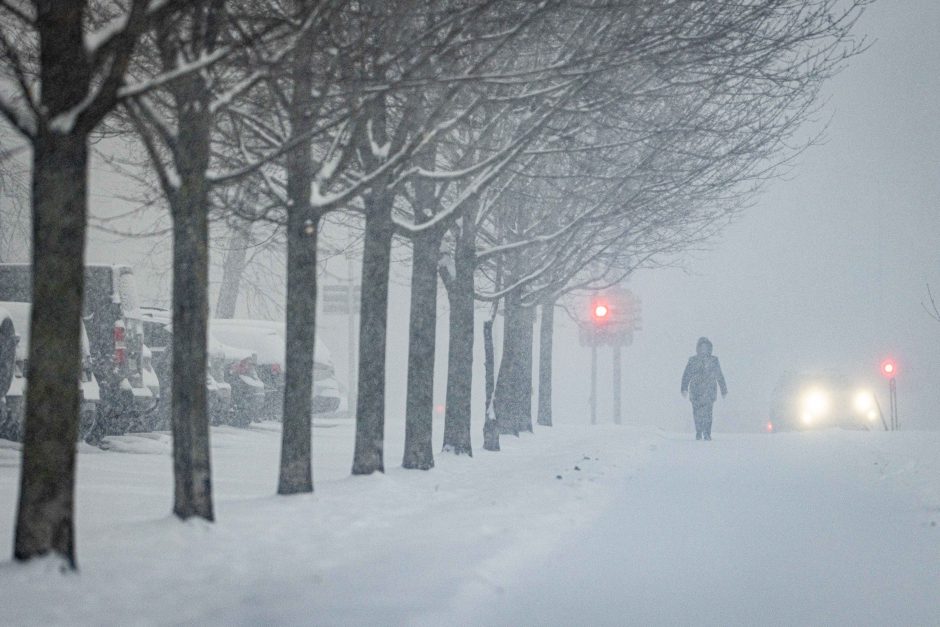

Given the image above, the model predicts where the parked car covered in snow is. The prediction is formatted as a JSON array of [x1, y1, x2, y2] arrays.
[[141, 308, 265, 428], [0, 307, 14, 400], [0, 302, 100, 442], [0, 263, 158, 438], [210, 318, 342, 418], [768, 370, 885, 432]]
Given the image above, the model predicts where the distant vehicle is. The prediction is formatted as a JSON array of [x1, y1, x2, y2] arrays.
[[768, 370, 885, 432], [0, 307, 14, 399], [216, 338, 266, 427], [210, 318, 342, 418], [140, 308, 265, 428], [210, 320, 285, 421], [0, 302, 100, 442], [0, 263, 159, 438]]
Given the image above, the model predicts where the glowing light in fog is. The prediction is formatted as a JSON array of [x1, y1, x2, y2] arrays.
[[802, 388, 830, 418], [594, 304, 608, 318], [853, 391, 875, 413], [880, 358, 898, 379]]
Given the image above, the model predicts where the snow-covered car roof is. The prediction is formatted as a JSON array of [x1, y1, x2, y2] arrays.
[[211, 318, 334, 365], [210, 321, 284, 366], [141, 308, 240, 361], [0, 301, 91, 360]]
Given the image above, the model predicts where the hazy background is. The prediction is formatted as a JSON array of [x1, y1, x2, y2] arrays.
[[66, 0, 938, 435], [557, 1, 940, 432]]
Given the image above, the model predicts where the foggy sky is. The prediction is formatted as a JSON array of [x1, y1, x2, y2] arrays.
[[551, 1, 940, 431]]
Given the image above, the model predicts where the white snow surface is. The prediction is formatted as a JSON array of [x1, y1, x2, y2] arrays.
[[0, 423, 937, 626]]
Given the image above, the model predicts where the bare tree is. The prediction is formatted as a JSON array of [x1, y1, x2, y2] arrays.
[[125, 0, 298, 518], [924, 284, 940, 324], [464, 0, 871, 438], [0, 0, 198, 567]]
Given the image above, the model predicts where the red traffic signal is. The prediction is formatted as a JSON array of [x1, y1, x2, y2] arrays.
[[880, 357, 898, 379], [592, 303, 609, 321]]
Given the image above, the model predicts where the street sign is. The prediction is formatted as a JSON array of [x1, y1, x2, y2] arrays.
[[321, 285, 360, 315]]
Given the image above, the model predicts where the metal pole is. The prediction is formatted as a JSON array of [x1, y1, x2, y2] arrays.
[[590, 342, 597, 425], [612, 343, 621, 425], [889, 377, 898, 430]]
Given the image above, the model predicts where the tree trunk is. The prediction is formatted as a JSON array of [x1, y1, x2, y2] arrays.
[[482, 319, 499, 451], [278, 213, 317, 492], [278, 20, 319, 494], [515, 304, 535, 433], [352, 192, 394, 475], [215, 224, 250, 318], [493, 300, 518, 436], [442, 220, 476, 456], [494, 292, 536, 435], [537, 301, 554, 427], [494, 292, 524, 435], [403, 229, 444, 469], [171, 199, 213, 521], [14, 132, 87, 567], [170, 80, 214, 521]]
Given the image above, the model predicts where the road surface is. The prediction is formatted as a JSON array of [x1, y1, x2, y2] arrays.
[[467, 431, 940, 626]]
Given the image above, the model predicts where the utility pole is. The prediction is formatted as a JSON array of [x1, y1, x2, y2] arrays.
[[612, 344, 621, 425], [590, 340, 597, 425], [580, 288, 641, 426], [880, 357, 899, 431], [889, 377, 898, 430]]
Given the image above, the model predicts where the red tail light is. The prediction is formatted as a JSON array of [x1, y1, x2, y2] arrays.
[[230, 358, 252, 376], [114, 322, 127, 365], [270, 363, 282, 376]]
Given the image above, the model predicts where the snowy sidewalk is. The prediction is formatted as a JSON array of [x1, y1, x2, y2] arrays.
[[0, 422, 657, 626], [1, 425, 937, 625], [460, 431, 940, 627]]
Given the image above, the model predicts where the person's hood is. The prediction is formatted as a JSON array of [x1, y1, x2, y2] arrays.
[[696, 337, 713, 356]]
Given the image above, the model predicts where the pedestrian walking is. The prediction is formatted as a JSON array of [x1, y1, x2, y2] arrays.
[[680, 337, 727, 440]]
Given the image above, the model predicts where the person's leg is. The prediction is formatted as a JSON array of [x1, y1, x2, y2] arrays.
[[692, 404, 703, 439], [703, 403, 713, 440]]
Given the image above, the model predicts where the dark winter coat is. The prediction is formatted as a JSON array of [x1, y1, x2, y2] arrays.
[[681, 337, 727, 405]]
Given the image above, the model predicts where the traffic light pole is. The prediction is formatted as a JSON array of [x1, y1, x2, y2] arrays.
[[889, 377, 898, 430], [590, 341, 597, 425], [612, 344, 621, 425]]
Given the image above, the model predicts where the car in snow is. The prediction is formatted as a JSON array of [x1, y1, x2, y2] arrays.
[[141, 308, 266, 428], [768, 370, 885, 432], [0, 301, 100, 442], [0, 307, 14, 398], [0, 263, 159, 438], [210, 318, 342, 418]]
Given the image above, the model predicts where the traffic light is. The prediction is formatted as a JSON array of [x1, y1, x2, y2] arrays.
[[880, 357, 897, 379], [592, 301, 610, 323]]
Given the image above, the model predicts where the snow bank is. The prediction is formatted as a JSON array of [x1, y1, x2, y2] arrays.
[[0, 421, 656, 625]]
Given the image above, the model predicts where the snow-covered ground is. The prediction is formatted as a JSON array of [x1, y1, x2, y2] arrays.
[[0, 421, 937, 626]]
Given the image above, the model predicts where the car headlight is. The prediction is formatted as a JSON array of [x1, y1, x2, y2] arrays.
[[801, 387, 830, 419], [853, 390, 875, 413]]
